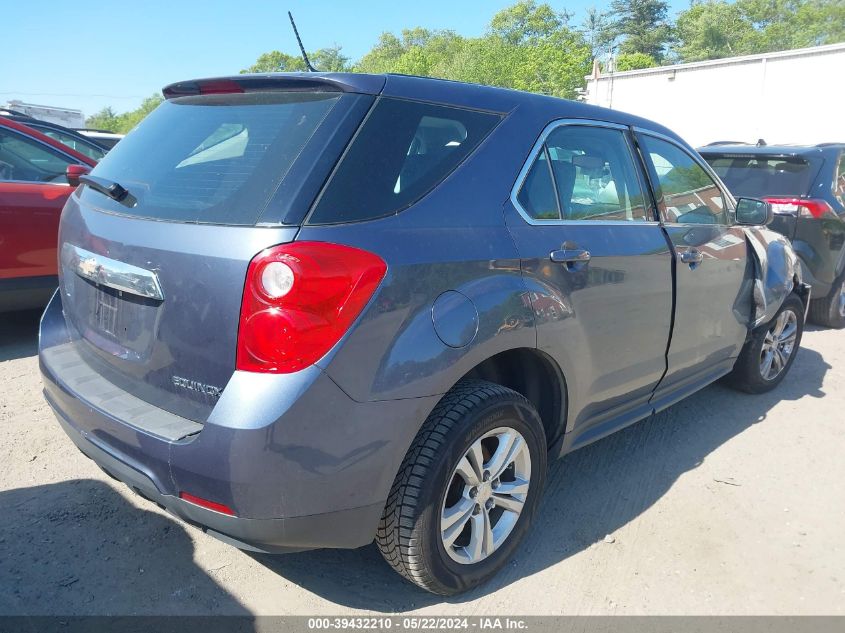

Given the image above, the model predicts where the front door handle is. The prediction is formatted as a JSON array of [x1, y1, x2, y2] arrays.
[[678, 249, 704, 265], [550, 248, 591, 264]]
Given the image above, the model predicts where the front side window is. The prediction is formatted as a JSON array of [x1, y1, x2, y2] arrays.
[[641, 136, 727, 225], [516, 125, 649, 222], [308, 98, 501, 224], [0, 128, 73, 183]]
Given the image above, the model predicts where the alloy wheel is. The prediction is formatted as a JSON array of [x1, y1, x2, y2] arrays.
[[440, 427, 531, 565], [759, 308, 798, 381]]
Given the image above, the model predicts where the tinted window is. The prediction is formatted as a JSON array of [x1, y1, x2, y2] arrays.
[[0, 127, 73, 183], [517, 125, 649, 222], [81, 92, 341, 225], [517, 150, 559, 219], [641, 136, 726, 225], [308, 98, 501, 224], [704, 154, 813, 198]]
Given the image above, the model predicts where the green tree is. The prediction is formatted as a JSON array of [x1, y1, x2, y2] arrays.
[[615, 51, 659, 70], [85, 106, 118, 131], [674, 0, 845, 62], [609, 0, 673, 61], [580, 6, 614, 60], [674, 1, 757, 61], [311, 45, 352, 72], [489, 0, 571, 43], [240, 50, 308, 73], [84, 96, 163, 134]]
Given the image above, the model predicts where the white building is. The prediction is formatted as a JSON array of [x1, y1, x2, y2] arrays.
[[3, 100, 86, 129], [584, 43, 845, 147]]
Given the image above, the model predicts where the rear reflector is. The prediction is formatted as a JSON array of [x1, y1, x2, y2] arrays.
[[237, 241, 387, 374], [764, 197, 834, 219], [179, 492, 236, 516]]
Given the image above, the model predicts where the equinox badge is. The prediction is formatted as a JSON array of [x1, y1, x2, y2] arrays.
[[172, 376, 223, 398]]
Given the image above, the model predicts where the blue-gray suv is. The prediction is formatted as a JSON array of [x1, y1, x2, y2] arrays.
[[39, 73, 809, 595]]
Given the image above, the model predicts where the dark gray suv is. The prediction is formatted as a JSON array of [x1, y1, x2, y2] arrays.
[[701, 143, 845, 328], [39, 73, 809, 595]]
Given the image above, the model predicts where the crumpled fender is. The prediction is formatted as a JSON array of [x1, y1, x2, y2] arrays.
[[745, 227, 805, 328]]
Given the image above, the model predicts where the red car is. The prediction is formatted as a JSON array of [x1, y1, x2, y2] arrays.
[[0, 117, 96, 312]]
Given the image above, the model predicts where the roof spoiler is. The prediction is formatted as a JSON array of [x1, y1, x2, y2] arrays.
[[162, 74, 385, 99]]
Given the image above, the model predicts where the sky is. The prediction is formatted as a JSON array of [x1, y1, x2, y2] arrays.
[[3, 0, 686, 119]]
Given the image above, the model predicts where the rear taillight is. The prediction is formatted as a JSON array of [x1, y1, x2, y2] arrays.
[[236, 242, 387, 374], [764, 197, 834, 219]]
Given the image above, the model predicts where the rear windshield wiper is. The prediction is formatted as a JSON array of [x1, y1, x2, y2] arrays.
[[79, 175, 136, 207]]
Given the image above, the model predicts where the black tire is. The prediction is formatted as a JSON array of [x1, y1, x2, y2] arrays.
[[808, 273, 845, 329], [727, 293, 805, 394], [376, 379, 547, 595]]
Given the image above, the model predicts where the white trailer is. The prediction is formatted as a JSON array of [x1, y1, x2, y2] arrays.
[[584, 43, 845, 147], [3, 100, 86, 129]]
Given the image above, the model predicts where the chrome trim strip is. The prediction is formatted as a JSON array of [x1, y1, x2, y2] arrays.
[[62, 244, 165, 301], [509, 118, 660, 227]]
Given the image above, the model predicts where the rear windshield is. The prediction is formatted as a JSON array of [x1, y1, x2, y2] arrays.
[[307, 98, 501, 224], [703, 154, 813, 197], [80, 92, 340, 224]]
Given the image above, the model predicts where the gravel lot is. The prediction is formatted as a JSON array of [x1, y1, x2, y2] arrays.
[[1, 308, 843, 616]]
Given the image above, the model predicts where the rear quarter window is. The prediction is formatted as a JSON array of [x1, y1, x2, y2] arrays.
[[307, 98, 501, 224]]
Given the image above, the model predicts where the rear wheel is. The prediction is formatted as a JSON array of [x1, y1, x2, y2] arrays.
[[376, 380, 547, 595], [808, 275, 845, 329], [728, 293, 804, 393]]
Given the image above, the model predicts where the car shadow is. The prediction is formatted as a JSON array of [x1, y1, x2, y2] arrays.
[[251, 344, 830, 610], [0, 479, 253, 618], [0, 309, 41, 362]]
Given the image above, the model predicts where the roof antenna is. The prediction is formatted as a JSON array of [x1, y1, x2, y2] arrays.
[[288, 11, 317, 72]]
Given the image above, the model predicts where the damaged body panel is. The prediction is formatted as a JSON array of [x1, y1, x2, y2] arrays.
[[746, 227, 809, 328]]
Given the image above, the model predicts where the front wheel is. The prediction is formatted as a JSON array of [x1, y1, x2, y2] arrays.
[[376, 380, 547, 595], [727, 293, 805, 394]]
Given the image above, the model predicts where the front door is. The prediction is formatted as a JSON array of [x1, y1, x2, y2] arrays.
[[636, 132, 751, 408], [506, 121, 674, 442]]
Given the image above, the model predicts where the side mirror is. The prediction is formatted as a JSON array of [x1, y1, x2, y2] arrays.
[[735, 197, 773, 226], [66, 164, 92, 187]]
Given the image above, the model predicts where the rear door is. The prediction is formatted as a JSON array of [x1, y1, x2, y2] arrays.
[[56, 89, 372, 422], [0, 125, 76, 281], [506, 121, 673, 439], [636, 132, 751, 407]]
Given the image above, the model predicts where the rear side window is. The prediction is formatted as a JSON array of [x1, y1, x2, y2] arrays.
[[80, 92, 341, 225], [835, 153, 845, 207], [307, 98, 501, 224], [704, 154, 813, 198], [516, 125, 649, 222]]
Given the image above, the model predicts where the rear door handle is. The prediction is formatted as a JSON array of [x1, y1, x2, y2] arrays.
[[678, 249, 704, 265], [550, 248, 591, 264]]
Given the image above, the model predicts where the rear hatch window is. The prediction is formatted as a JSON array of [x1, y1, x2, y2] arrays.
[[704, 154, 814, 197], [80, 92, 341, 225]]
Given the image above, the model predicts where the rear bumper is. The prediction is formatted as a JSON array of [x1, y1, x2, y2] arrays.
[[39, 291, 438, 552], [50, 401, 383, 553]]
